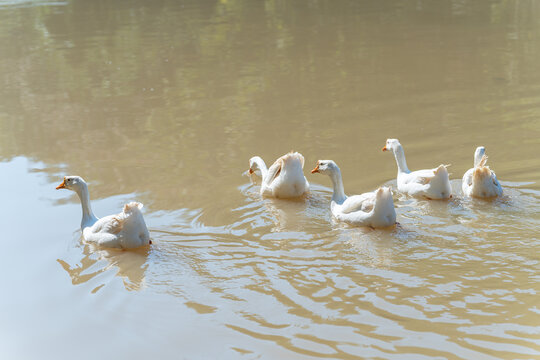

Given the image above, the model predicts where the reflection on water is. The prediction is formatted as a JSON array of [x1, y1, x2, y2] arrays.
[[57, 241, 149, 291], [0, 0, 65, 8], [238, 180, 331, 234], [1, 0, 540, 359]]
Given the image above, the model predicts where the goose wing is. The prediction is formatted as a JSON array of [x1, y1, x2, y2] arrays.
[[339, 192, 376, 214]]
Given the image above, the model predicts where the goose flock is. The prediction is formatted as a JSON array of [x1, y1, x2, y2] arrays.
[[56, 138, 503, 249]]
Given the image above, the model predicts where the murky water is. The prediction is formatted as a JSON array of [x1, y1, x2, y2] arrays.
[[1, 1, 540, 359]]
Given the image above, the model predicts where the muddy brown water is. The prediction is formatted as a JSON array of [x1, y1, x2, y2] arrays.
[[1, 1, 540, 359]]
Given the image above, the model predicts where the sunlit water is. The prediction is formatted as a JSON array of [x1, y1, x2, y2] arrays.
[[1, 1, 540, 359]]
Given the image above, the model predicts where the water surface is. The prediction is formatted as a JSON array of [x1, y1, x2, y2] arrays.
[[1, 1, 540, 359]]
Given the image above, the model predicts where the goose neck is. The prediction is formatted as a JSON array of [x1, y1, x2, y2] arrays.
[[474, 148, 485, 167], [329, 168, 347, 203], [252, 157, 268, 180], [74, 183, 97, 228], [393, 145, 410, 173]]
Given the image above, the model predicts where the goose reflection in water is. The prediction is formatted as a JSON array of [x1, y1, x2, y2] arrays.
[[57, 241, 150, 292], [336, 226, 399, 268], [238, 179, 329, 235]]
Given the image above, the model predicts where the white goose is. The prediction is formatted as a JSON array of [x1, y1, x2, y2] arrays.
[[462, 146, 503, 198], [56, 176, 151, 249], [382, 138, 451, 199], [311, 160, 396, 228], [248, 152, 309, 198]]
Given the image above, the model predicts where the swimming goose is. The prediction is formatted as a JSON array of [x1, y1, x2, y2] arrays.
[[248, 152, 309, 198], [56, 176, 151, 249], [382, 138, 451, 199], [462, 146, 503, 198], [311, 160, 396, 228]]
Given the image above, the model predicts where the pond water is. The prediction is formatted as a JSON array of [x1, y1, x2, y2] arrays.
[[1, 1, 540, 359]]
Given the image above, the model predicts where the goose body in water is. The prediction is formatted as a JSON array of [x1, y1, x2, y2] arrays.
[[248, 152, 309, 198], [56, 176, 151, 249], [311, 160, 396, 228], [462, 146, 503, 198], [382, 138, 451, 200]]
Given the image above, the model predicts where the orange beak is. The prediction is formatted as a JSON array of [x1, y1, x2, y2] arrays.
[[311, 165, 320, 174], [382, 146, 387, 152], [56, 178, 67, 190], [248, 168, 254, 174]]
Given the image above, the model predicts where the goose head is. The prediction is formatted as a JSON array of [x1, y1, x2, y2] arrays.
[[56, 176, 86, 192], [382, 138, 401, 152], [311, 160, 339, 175]]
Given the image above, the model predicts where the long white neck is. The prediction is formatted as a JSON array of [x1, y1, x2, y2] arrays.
[[328, 167, 347, 204], [474, 147, 485, 167], [74, 183, 98, 229], [392, 145, 410, 174], [251, 156, 268, 180]]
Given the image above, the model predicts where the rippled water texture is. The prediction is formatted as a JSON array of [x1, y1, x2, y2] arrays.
[[1, 1, 540, 359]]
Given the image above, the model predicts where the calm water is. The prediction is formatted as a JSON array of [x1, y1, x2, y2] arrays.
[[1, 1, 540, 359]]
